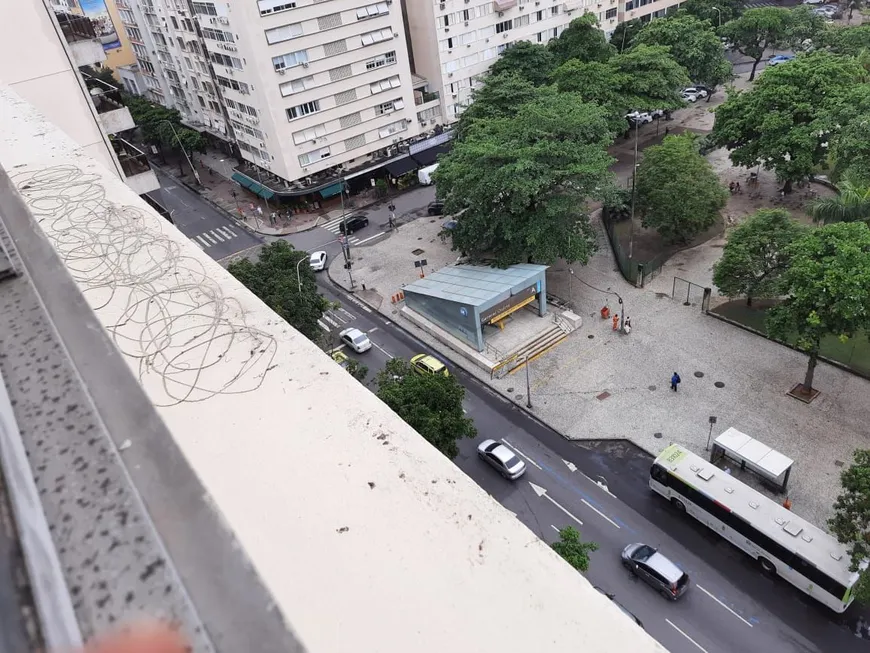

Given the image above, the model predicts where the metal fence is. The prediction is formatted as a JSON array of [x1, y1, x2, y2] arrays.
[[600, 206, 667, 288], [672, 276, 711, 313]]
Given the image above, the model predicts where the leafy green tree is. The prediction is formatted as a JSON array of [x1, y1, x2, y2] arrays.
[[767, 222, 870, 393], [680, 0, 742, 27], [711, 51, 863, 192], [829, 449, 870, 603], [809, 176, 870, 225], [712, 209, 803, 306], [719, 7, 793, 81], [548, 14, 615, 64], [785, 5, 827, 48], [636, 134, 728, 243], [435, 93, 614, 266], [488, 40, 556, 86], [551, 526, 598, 572], [227, 241, 331, 342], [818, 24, 870, 55], [634, 14, 732, 92], [826, 85, 870, 181], [375, 358, 476, 459], [345, 359, 368, 382], [611, 19, 644, 53], [453, 73, 548, 142]]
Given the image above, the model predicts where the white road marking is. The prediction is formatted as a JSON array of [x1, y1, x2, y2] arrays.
[[323, 314, 339, 327], [338, 307, 356, 320], [355, 232, 386, 245], [580, 499, 620, 529], [195, 235, 211, 247], [368, 327, 379, 333], [580, 471, 617, 498], [191, 239, 204, 250], [317, 319, 329, 332], [500, 439, 543, 470], [201, 232, 217, 244], [696, 585, 754, 628], [209, 229, 226, 242], [563, 459, 578, 472], [344, 293, 373, 313], [665, 620, 709, 653], [551, 525, 560, 533], [217, 226, 237, 239], [330, 311, 348, 324], [529, 482, 583, 526], [372, 341, 394, 359]]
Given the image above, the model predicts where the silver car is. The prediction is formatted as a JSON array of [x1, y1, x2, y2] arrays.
[[621, 543, 690, 600], [477, 439, 526, 480]]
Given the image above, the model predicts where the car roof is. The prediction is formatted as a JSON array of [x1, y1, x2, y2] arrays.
[[490, 444, 517, 464], [645, 552, 685, 581], [310, 251, 325, 258], [340, 327, 365, 339], [414, 354, 444, 369]]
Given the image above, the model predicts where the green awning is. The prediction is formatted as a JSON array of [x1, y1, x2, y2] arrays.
[[231, 172, 254, 189], [319, 182, 344, 199], [248, 181, 275, 200]]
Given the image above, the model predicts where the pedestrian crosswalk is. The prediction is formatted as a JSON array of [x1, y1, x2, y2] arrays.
[[318, 307, 357, 332], [190, 225, 242, 250], [321, 215, 362, 245], [743, 0, 777, 7]]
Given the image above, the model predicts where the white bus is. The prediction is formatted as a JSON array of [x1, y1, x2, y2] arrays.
[[650, 443, 862, 613]]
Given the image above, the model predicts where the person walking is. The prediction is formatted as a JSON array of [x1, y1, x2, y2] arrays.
[[623, 317, 632, 334], [670, 372, 681, 392]]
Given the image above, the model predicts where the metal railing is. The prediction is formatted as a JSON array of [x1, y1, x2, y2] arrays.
[[112, 138, 151, 177], [55, 12, 97, 43], [81, 73, 124, 115], [415, 91, 440, 106]]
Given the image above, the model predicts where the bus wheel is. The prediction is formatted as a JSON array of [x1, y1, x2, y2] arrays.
[[759, 558, 776, 575], [671, 498, 686, 513]]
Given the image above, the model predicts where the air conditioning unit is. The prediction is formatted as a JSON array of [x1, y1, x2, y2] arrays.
[[465, 20, 469, 25], [278, 69, 285, 75], [503, 32, 508, 37], [445, 27, 450, 32], [448, 72, 453, 77], [448, 49, 452, 53], [439, 2, 445, 8], [498, 10, 504, 16], [209, 17, 216, 23], [301, 61, 309, 68], [218, 16, 229, 24]]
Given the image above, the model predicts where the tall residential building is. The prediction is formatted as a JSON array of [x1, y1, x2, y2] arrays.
[[1, 0, 160, 196]]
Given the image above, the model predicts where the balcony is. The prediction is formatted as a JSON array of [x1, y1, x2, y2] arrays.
[[55, 12, 106, 67], [493, 0, 517, 10], [82, 73, 136, 135], [414, 90, 440, 106], [111, 138, 160, 194]]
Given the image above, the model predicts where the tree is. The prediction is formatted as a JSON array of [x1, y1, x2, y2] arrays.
[[766, 222, 870, 393], [785, 5, 827, 48], [227, 241, 332, 342], [634, 14, 732, 92], [551, 526, 598, 573], [826, 85, 870, 181], [809, 176, 870, 225], [488, 41, 556, 86], [345, 359, 368, 382], [548, 14, 615, 65], [453, 73, 548, 142], [635, 134, 728, 243], [819, 24, 870, 55], [680, 0, 742, 27], [829, 449, 870, 603], [435, 93, 614, 266], [719, 7, 793, 81], [711, 51, 863, 192], [611, 19, 644, 53], [712, 209, 803, 306], [375, 358, 476, 459]]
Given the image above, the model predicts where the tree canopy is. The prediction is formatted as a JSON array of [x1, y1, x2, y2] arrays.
[[435, 92, 614, 266], [453, 73, 548, 142], [375, 358, 476, 459], [829, 449, 870, 603], [635, 134, 728, 243], [488, 40, 556, 86], [611, 19, 644, 53], [712, 209, 804, 306], [766, 222, 870, 392], [548, 14, 615, 64], [711, 51, 864, 191], [680, 0, 742, 26], [227, 241, 331, 342], [820, 24, 870, 55], [809, 176, 870, 225], [634, 13, 732, 89], [718, 7, 795, 80], [123, 94, 206, 175], [551, 526, 598, 573]]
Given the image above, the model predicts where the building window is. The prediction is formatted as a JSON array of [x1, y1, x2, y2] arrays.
[[515, 14, 529, 27], [344, 134, 366, 150], [356, 2, 389, 19], [318, 12, 343, 29], [272, 49, 309, 71], [210, 51, 244, 70], [202, 27, 235, 42], [132, 43, 148, 57], [230, 120, 265, 140], [280, 75, 315, 96], [334, 88, 358, 105], [375, 98, 404, 115], [125, 26, 143, 42], [208, 100, 222, 113], [550, 5, 559, 15], [197, 95, 206, 108], [293, 124, 327, 145], [191, 1, 217, 16], [258, 0, 297, 15], [378, 120, 407, 139], [298, 146, 331, 166], [495, 19, 512, 33], [361, 28, 393, 46], [287, 100, 321, 120], [170, 15, 179, 28], [340, 112, 362, 128], [225, 98, 259, 116], [323, 39, 348, 56], [265, 22, 303, 44], [365, 50, 396, 70], [605, 7, 617, 17], [370, 75, 401, 94], [119, 9, 136, 23], [329, 64, 353, 81], [216, 75, 250, 94]]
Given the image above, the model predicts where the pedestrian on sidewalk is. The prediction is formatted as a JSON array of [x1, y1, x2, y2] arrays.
[[670, 372, 681, 392], [623, 317, 632, 335], [612, 313, 619, 331]]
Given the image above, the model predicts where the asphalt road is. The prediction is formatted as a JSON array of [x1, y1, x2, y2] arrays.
[[151, 168, 262, 259], [314, 278, 867, 653]]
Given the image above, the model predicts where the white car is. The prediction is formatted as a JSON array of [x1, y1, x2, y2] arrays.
[[309, 250, 328, 271], [802, 0, 824, 5], [339, 327, 372, 353], [683, 86, 708, 99], [649, 109, 666, 119], [626, 111, 653, 125], [681, 91, 700, 103], [477, 439, 527, 480]]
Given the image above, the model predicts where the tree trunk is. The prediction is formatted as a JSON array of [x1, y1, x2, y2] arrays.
[[803, 349, 819, 393], [746, 294, 753, 307], [749, 59, 760, 82], [783, 179, 793, 194]]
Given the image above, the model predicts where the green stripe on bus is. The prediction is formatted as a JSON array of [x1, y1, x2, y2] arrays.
[[661, 443, 688, 467]]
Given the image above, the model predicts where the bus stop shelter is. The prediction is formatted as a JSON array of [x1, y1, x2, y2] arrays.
[[710, 427, 794, 493]]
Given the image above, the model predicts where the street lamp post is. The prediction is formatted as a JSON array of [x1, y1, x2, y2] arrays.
[[524, 355, 533, 409], [296, 256, 306, 294], [159, 120, 201, 185], [712, 6, 722, 27], [339, 178, 355, 289], [628, 119, 639, 261]]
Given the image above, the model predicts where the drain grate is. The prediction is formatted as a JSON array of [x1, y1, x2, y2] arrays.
[[411, 248, 425, 256]]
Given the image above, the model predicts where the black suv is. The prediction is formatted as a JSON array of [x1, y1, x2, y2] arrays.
[[339, 215, 369, 234], [427, 201, 445, 216]]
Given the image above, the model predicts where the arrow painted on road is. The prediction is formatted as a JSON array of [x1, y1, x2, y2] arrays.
[[562, 459, 577, 472], [529, 482, 583, 526]]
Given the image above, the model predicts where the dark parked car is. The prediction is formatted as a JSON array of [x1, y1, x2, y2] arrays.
[[427, 201, 445, 216], [339, 215, 369, 234]]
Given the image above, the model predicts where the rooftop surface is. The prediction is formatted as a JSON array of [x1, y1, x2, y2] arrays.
[[0, 85, 664, 652], [404, 263, 547, 308]]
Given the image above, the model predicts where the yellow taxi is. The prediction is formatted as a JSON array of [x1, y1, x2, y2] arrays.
[[410, 353, 450, 377]]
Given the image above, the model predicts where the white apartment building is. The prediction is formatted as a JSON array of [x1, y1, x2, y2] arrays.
[[403, 0, 680, 121]]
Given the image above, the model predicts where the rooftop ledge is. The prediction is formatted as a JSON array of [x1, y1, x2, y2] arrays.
[[0, 85, 665, 652]]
